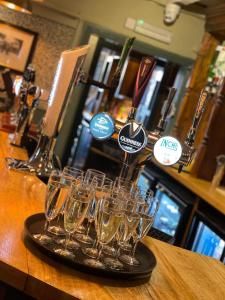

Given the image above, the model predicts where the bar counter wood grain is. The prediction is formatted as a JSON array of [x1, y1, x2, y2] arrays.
[[0, 132, 225, 300]]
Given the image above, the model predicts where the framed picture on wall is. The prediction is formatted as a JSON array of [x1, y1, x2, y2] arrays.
[[0, 22, 37, 72]]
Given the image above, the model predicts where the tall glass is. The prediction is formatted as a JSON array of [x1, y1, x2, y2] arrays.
[[76, 170, 105, 244], [83, 200, 123, 269], [63, 166, 84, 180], [104, 212, 140, 270], [33, 171, 70, 244], [48, 170, 76, 235], [120, 198, 159, 266], [54, 182, 94, 259]]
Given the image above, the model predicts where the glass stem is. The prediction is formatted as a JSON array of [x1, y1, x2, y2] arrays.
[[97, 243, 103, 259], [115, 244, 121, 259], [131, 239, 139, 259], [64, 233, 71, 251], [86, 221, 92, 237], [92, 238, 97, 249], [42, 220, 50, 237]]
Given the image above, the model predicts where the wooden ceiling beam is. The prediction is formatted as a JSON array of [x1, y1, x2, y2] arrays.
[[206, 3, 225, 40]]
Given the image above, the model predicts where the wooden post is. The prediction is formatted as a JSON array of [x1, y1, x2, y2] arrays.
[[191, 79, 225, 180], [173, 32, 219, 148]]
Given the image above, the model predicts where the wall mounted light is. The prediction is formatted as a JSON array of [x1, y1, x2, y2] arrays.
[[0, 0, 32, 14]]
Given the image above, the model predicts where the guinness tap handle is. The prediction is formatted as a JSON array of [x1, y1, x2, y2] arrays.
[[133, 57, 156, 108]]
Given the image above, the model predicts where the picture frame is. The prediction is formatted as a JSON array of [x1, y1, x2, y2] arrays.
[[0, 22, 37, 73]]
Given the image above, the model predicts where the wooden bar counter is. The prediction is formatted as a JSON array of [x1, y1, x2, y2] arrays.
[[0, 132, 225, 300], [159, 164, 225, 216]]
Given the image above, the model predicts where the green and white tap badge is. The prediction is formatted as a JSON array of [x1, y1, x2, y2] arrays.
[[153, 136, 182, 166]]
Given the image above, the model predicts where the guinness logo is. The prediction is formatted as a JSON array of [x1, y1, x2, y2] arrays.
[[118, 122, 147, 154]]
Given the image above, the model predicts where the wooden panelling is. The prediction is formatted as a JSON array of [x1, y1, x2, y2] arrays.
[[173, 32, 219, 146], [206, 3, 225, 40]]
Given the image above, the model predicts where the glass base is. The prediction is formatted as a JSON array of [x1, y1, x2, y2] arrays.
[[120, 242, 132, 251], [82, 247, 98, 258], [102, 245, 116, 257], [33, 233, 52, 245], [56, 238, 80, 250], [48, 225, 65, 236], [119, 254, 140, 266], [83, 258, 105, 269], [104, 257, 124, 271], [75, 233, 93, 244], [76, 224, 86, 234], [54, 248, 75, 260]]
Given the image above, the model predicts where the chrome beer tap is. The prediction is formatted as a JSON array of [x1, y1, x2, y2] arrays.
[[6, 46, 90, 178], [177, 89, 209, 173], [11, 65, 37, 147]]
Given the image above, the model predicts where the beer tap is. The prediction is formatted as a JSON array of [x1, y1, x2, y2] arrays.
[[80, 37, 135, 113], [11, 65, 37, 147], [90, 56, 209, 182], [177, 89, 210, 173], [6, 46, 90, 178]]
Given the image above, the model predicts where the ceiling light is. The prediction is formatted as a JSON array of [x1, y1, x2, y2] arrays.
[[0, 0, 32, 14]]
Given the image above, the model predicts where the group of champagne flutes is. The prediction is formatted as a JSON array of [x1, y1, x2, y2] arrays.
[[34, 167, 159, 271]]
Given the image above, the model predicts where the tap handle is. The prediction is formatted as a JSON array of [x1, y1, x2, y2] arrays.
[[23, 65, 35, 84], [186, 89, 209, 145], [162, 87, 176, 119], [133, 56, 156, 108], [110, 37, 135, 89], [156, 87, 176, 132], [178, 89, 209, 173]]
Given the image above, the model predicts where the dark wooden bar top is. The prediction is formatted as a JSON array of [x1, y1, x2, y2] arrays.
[[0, 132, 225, 300]]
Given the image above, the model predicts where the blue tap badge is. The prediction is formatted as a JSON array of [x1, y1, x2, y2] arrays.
[[90, 113, 115, 140]]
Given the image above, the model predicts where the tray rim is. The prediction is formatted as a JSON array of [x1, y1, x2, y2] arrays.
[[24, 212, 157, 280]]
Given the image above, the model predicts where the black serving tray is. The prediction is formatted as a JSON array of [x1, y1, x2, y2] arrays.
[[24, 213, 157, 280]]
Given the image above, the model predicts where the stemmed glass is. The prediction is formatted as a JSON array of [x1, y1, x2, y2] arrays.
[[33, 170, 70, 244], [113, 177, 134, 190], [63, 166, 84, 179], [54, 181, 94, 259], [83, 199, 124, 269], [104, 211, 140, 270], [82, 181, 114, 258], [120, 197, 159, 266], [75, 169, 105, 244], [47, 168, 81, 235]]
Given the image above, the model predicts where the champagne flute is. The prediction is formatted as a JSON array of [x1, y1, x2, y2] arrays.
[[48, 169, 77, 235], [63, 166, 84, 180], [54, 182, 94, 259], [84, 169, 105, 185], [120, 198, 159, 266], [82, 184, 112, 258], [83, 201, 123, 269], [33, 171, 69, 244], [104, 212, 140, 270], [113, 177, 134, 190], [76, 170, 105, 244]]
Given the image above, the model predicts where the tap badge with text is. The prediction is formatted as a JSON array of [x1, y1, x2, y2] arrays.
[[118, 122, 147, 154], [90, 113, 115, 140], [153, 136, 182, 166]]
